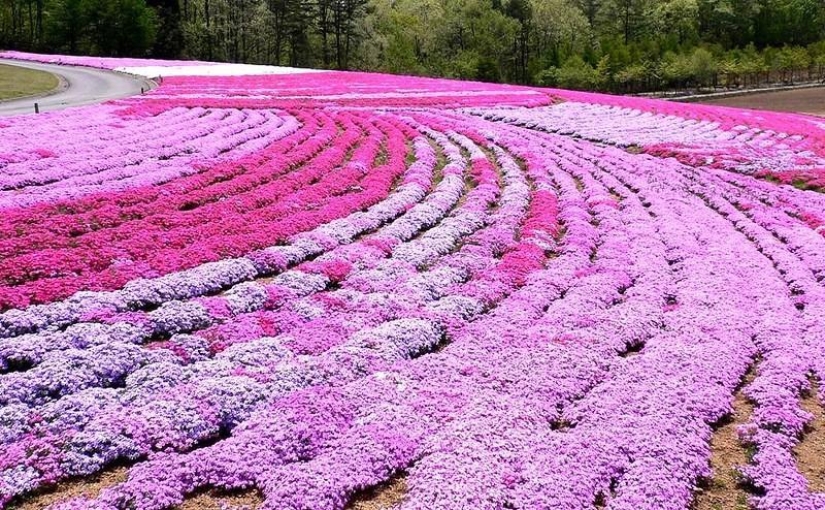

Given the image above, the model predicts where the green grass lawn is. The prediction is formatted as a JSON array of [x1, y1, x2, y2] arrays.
[[0, 63, 60, 100]]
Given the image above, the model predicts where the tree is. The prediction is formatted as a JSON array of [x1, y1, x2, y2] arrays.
[[690, 46, 716, 89], [84, 0, 157, 56], [539, 54, 606, 90], [754, 0, 825, 48], [574, 0, 603, 28], [609, 0, 647, 44], [529, 0, 590, 72], [650, 0, 699, 45], [326, 0, 368, 69], [284, 0, 312, 66], [44, 0, 85, 53], [503, 0, 531, 83], [697, 0, 757, 48], [614, 61, 646, 91], [660, 50, 693, 89], [147, 0, 183, 57]]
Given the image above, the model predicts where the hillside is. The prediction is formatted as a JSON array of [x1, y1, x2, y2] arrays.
[[1, 52, 825, 510]]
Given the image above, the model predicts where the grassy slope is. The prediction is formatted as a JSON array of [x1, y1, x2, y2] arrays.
[[0, 63, 60, 100]]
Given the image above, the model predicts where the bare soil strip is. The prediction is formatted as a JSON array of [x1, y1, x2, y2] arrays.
[[346, 474, 408, 510], [8, 467, 263, 510], [176, 488, 263, 510], [693, 368, 756, 510], [796, 377, 825, 493], [8, 466, 129, 510]]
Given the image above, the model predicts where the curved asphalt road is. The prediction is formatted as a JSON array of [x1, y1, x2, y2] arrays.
[[0, 58, 155, 116]]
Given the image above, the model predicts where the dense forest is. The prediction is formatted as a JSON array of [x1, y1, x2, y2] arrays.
[[3, 0, 825, 93]]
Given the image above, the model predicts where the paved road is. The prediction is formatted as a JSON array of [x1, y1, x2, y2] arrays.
[[0, 58, 154, 116]]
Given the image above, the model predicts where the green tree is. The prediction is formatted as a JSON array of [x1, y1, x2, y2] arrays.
[[529, 0, 590, 72], [650, 0, 699, 45], [660, 50, 692, 89], [696, 0, 757, 48], [45, 0, 86, 53], [540, 54, 604, 89], [608, 0, 647, 44], [503, 0, 532, 83], [84, 0, 157, 55], [690, 46, 716, 89], [147, 0, 183, 57]]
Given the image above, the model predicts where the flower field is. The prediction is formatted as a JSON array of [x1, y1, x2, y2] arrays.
[[1, 52, 825, 510]]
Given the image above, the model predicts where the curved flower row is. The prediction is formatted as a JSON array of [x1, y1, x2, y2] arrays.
[[1, 53, 825, 510]]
